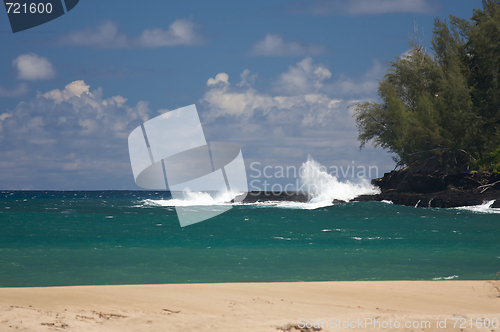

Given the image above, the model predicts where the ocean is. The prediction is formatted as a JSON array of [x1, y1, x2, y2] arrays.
[[0, 188, 499, 287]]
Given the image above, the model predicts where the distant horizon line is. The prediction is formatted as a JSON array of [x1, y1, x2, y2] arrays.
[[0, 189, 308, 193]]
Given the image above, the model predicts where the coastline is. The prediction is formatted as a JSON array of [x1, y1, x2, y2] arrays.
[[241, 170, 500, 208], [358, 170, 500, 208], [1, 281, 499, 331]]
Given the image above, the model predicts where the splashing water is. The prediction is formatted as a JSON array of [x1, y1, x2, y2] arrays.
[[143, 189, 240, 207], [264, 156, 380, 210], [297, 156, 380, 208], [454, 200, 500, 214], [141, 156, 379, 210]]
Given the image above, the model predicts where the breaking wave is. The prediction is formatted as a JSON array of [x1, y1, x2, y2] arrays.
[[299, 155, 380, 205], [244, 156, 380, 210], [139, 156, 379, 210], [454, 200, 500, 214], [142, 189, 239, 207]]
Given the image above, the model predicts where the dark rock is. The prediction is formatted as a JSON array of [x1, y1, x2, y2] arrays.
[[238, 170, 500, 209], [240, 191, 309, 203], [361, 169, 500, 208]]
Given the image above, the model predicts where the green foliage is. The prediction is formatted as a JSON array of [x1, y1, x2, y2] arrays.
[[352, 0, 500, 172], [471, 146, 500, 172]]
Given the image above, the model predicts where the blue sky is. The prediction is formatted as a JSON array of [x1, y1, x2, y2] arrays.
[[0, 0, 483, 189]]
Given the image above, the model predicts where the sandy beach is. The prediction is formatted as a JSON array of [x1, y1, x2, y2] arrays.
[[0, 281, 499, 331]]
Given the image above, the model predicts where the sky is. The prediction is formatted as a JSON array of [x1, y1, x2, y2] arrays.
[[0, 0, 484, 190]]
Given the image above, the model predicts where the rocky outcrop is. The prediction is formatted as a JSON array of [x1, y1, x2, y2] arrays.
[[239, 192, 309, 203], [239, 168, 500, 208], [355, 169, 500, 208]]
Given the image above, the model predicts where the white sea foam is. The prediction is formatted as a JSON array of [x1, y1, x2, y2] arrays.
[[142, 189, 240, 207], [272, 156, 379, 209], [433, 275, 459, 280], [303, 156, 379, 198], [454, 200, 500, 214], [273, 236, 293, 241], [245, 156, 379, 210], [138, 156, 379, 210]]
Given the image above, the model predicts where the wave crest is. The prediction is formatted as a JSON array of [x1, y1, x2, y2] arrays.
[[298, 155, 380, 208]]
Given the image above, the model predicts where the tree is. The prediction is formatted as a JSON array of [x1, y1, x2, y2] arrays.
[[352, 0, 500, 172], [466, 0, 500, 157]]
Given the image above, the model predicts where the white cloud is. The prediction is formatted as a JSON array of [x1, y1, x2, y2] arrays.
[[56, 21, 128, 48], [250, 34, 326, 56], [0, 80, 153, 189], [0, 113, 12, 121], [201, 58, 383, 126], [201, 59, 342, 129], [12, 53, 55, 80], [39, 80, 91, 104], [274, 57, 332, 95], [200, 71, 351, 170], [199, 58, 394, 177], [202, 81, 342, 128], [139, 19, 202, 47], [0, 60, 393, 189], [236, 69, 258, 87], [346, 0, 439, 15], [0, 83, 29, 97], [207, 73, 229, 86], [294, 0, 440, 15], [56, 19, 204, 49]]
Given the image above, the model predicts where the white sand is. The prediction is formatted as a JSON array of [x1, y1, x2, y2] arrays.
[[0, 281, 499, 331]]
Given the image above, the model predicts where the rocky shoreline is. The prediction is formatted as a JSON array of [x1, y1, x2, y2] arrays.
[[241, 170, 500, 208], [355, 169, 500, 208], [354, 188, 500, 208]]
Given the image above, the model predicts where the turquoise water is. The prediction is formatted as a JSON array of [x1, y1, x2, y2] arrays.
[[0, 191, 499, 287]]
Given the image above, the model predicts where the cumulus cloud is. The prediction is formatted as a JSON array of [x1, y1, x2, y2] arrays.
[[274, 57, 332, 95], [0, 83, 29, 97], [236, 69, 258, 87], [201, 57, 383, 125], [201, 60, 346, 161], [202, 59, 340, 126], [56, 21, 128, 48], [0, 113, 12, 121], [291, 0, 440, 15], [274, 57, 383, 100], [250, 34, 326, 56], [207, 73, 229, 86], [199, 58, 394, 176], [12, 53, 56, 80], [0, 80, 152, 189], [200, 72, 351, 170], [0, 60, 392, 189], [138, 19, 202, 47], [39, 80, 93, 104], [55, 19, 204, 49]]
